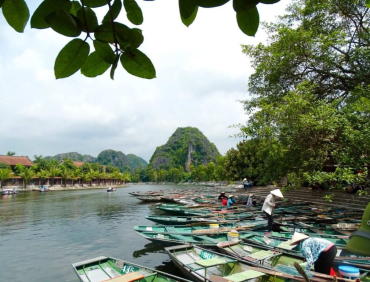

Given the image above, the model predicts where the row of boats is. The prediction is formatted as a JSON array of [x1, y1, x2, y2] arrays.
[[72, 188, 370, 282]]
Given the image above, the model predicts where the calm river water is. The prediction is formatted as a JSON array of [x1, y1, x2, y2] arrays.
[[0, 184, 192, 282]]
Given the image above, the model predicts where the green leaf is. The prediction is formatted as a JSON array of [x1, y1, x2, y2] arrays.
[[236, 6, 259, 36], [95, 22, 115, 43], [102, 0, 122, 24], [367, 0, 370, 8], [120, 50, 156, 79], [260, 0, 279, 3], [45, 10, 81, 37], [233, 0, 259, 12], [54, 38, 90, 79], [93, 40, 116, 64], [83, 0, 107, 8], [2, 0, 29, 33], [70, 1, 82, 17], [179, 0, 197, 19], [124, 0, 143, 25], [0, 0, 5, 7], [95, 22, 131, 44], [110, 55, 120, 80], [130, 28, 144, 49], [181, 5, 198, 27], [31, 0, 71, 29], [81, 51, 110, 77], [195, 0, 229, 8], [77, 7, 98, 32]]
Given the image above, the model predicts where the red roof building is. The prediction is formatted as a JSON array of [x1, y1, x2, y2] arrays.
[[73, 161, 84, 167], [0, 155, 34, 167]]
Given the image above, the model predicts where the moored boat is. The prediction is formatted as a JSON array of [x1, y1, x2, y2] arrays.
[[134, 220, 266, 235], [165, 244, 302, 282], [136, 195, 163, 202], [72, 256, 191, 282], [2, 188, 17, 195]]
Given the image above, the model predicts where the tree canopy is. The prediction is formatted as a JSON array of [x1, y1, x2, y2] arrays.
[[227, 0, 370, 187], [0, 0, 281, 80]]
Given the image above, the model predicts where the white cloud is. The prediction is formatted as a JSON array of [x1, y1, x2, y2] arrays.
[[0, 0, 290, 162]]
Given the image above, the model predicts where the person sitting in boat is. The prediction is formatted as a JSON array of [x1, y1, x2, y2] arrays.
[[227, 195, 235, 207], [222, 197, 228, 206], [246, 193, 254, 206], [218, 191, 227, 200], [290, 232, 337, 275], [262, 189, 283, 233]]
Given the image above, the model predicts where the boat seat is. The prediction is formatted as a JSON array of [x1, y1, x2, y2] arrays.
[[209, 275, 230, 282], [102, 272, 145, 282], [223, 270, 265, 282], [195, 257, 226, 267], [248, 250, 276, 260]]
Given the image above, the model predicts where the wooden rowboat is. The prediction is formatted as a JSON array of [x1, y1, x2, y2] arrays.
[[72, 256, 191, 282]]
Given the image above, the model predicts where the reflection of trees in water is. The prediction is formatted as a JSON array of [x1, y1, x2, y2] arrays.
[[132, 242, 165, 258]]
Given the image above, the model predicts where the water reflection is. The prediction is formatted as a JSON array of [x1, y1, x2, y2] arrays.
[[0, 184, 190, 282], [132, 242, 166, 258]]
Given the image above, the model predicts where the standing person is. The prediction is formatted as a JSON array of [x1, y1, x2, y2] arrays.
[[262, 189, 283, 233], [243, 178, 249, 190], [290, 232, 337, 275], [227, 195, 235, 207]]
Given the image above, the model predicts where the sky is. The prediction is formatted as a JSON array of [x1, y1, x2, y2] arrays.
[[0, 0, 289, 163]]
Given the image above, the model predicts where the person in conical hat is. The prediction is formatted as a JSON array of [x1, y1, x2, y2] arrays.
[[261, 189, 283, 233], [227, 195, 235, 207], [290, 232, 337, 275], [242, 178, 252, 191]]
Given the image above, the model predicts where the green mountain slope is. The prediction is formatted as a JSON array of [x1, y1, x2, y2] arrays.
[[149, 127, 220, 171], [44, 152, 95, 162], [127, 154, 148, 172], [95, 149, 130, 172]]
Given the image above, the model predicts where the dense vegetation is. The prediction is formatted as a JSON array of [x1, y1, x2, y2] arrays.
[[149, 127, 220, 172], [222, 0, 370, 191], [44, 152, 95, 162], [44, 150, 148, 173], [0, 158, 131, 188], [127, 154, 148, 173]]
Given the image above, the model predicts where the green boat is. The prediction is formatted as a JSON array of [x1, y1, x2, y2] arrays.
[[145, 213, 254, 225], [165, 244, 305, 282], [134, 220, 267, 235], [217, 240, 305, 270], [242, 232, 348, 249], [72, 256, 192, 282], [136, 231, 255, 248], [157, 205, 252, 216], [145, 215, 230, 225]]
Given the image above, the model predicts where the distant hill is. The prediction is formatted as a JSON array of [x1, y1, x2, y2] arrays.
[[44, 150, 147, 172], [127, 154, 148, 172], [95, 149, 132, 172], [149, 127, 220, 172], [44, 152, 95, 162]]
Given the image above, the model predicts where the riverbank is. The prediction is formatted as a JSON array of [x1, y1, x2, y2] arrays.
[[2, 184, 128, 191]]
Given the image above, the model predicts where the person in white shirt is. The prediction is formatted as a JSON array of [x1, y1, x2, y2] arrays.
[[262, 189, 283, 233]]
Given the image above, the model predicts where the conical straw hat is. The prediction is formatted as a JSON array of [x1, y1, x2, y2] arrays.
[[270, 189, 283, 198], [290, 232, 309, 245]]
